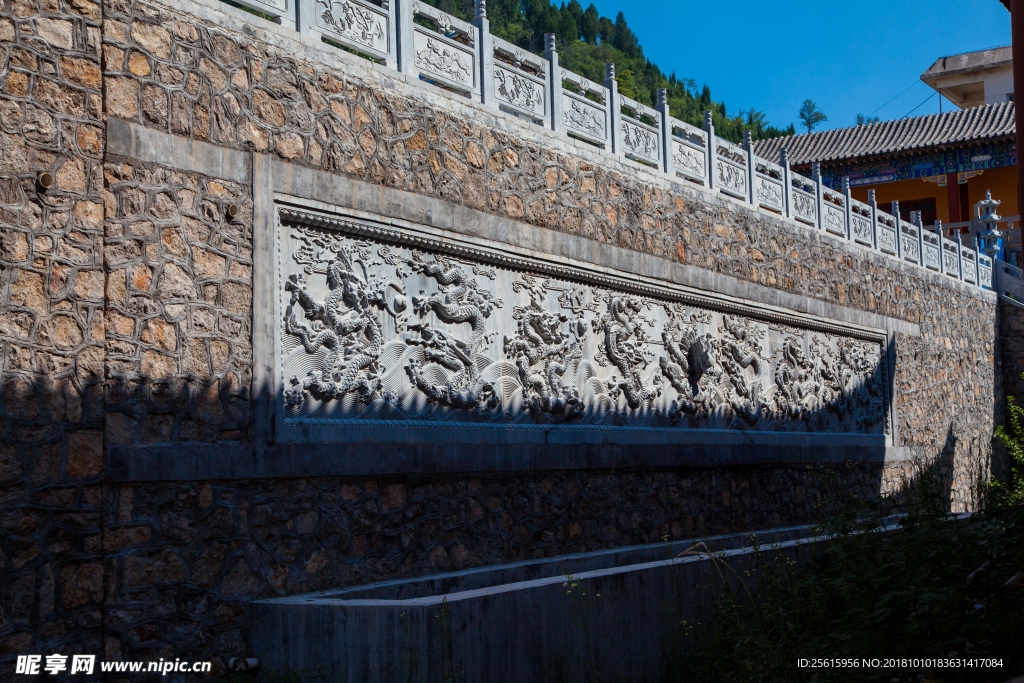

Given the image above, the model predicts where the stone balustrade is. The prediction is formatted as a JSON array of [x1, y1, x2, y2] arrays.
[[211, 0, 1002, 291]]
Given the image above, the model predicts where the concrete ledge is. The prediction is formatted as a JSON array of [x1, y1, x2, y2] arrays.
[[250, 524, 839, 682], [106, 117, 251, 184], [107, 436, 913, 482]]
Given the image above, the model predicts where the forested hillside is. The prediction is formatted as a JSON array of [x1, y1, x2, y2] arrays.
[[424, 0, 795, 142]]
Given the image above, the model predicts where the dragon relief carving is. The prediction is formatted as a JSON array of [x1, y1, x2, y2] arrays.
[[503, 275, 583, 421], [283, 238, 404, 410], [316, 0, 386, 50], [718, 315, 770, 426], [593, 295, 661, 409], [280, 221, 889, 434], [404, 251, 502, 410], [659, 307, 718, 421]]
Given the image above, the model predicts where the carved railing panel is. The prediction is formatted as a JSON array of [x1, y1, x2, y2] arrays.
[[789, 172, 817, 226], [714, 137, 747, 200], [754, 158, 785, 214], [849, 197, 873, 246], [309, 0, 393, 61], [821, 186, 846, 237], [560, 73, 610, 147], [979, 252, 993, 288], [961, 245, 978, 283], [922, 230, 941, 270], [276, 207, 890, 437], [942, 235, 961, 278], [669, 118, 707, 184], [618, 95, 661, 167], [410, 3, 479, 95], [876, 210, 898, 255], [491, 34, 547, 123], [241, 0, 289, 20], [900, 220, 920, 264]]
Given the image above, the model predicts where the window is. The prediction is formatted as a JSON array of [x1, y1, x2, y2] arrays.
[[892, 197, 937, 225]]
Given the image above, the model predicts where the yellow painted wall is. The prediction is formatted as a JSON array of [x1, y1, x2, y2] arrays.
[[850, 178, 950, 221], [847, 165, 1018, 223], [966, 166, 1018, 219]]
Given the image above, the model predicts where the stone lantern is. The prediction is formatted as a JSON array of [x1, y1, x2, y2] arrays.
[[975, 190, 1002, 258]]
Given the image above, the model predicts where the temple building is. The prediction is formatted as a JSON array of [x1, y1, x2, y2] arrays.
[[752, 101, 1017, 225]]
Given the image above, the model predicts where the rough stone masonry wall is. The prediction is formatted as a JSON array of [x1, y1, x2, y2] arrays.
[[0, 0, 1004, 676], [1001, 300, 1024, 405]]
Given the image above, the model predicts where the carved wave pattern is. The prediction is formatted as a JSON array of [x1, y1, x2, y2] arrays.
[[879, 226, 897, 252], [962, 259, 977, 282], [620, 120, 658, 162], [414, 34, 473, 86], [851, 215, 872, 243], [792, 192, 816, 222], [755, 177, 783, 210], [562, 97, 605, 139], [823, 205, 845, 236], [717, 161, 745, 196], [315, 0, 387, 52], [943, 249, 960, 275], [494, 65, 544, 116], [672, 143, 704, 177], [280, 222, 889, 434]]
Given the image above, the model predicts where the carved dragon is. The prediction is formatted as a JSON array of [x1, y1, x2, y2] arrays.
[[405, 252, 502, 410], [594, 295, 660, 409]]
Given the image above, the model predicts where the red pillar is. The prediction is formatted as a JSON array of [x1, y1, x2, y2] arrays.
[[946, 172, 961, 222], [1014, 0, 1024, 210]]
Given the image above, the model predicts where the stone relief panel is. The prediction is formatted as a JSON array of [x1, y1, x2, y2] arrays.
[[901, 225, 920, 263], [277, 210, 889, 435], [493, 65, 545, 118], [755, 176, 784, 212], [716, 160, 746, 197], [792, 191, 816, 224], [314, 0, 389, 55], [562, 95, 606, 141], [414, 32, 475, 89], [619, 120, 659, 165], [822, 204, 846, 236], [922, 233, 941, 270], [851, 214, 873, 245], [672, 141, 705, 179]]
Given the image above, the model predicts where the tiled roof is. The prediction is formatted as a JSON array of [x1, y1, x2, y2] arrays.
[[752, 102, 1015, 168]]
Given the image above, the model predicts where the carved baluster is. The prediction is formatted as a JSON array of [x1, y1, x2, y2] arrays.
[[935, 219, 945, 274], [543, 33, 562, 135], [742, 131, 755, 206], [867, 189, 878, 249], [812, 162, 823, 231], [891, 200, 902, 259], [912, 210, 925, 265], [841, 176, 852, 240], [474, 0, 493, 108], [656, 88, 672, 177], [780, 148, 792, 219], [396, 0, 416, 74], [955, 227, 965, 280], [604, 63, 619, 154], [703, 111, 715, 191]]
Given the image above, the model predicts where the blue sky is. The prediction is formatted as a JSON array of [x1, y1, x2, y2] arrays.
[[588, 0, 1011, 133]]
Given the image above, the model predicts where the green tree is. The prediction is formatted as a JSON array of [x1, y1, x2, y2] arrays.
[[855, 113, 880, 126], [798, 99, 827, 133], [579, 3, 599, 43]]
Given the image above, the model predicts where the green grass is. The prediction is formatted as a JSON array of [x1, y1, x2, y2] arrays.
[[669, 461, 1024, 683]]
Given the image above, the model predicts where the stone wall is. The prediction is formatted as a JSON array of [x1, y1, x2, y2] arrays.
[[1001, 299, 1024, 405], [0, 0, 1007, 675]]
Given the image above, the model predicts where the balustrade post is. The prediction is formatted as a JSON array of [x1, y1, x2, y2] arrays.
[[395, 0, 415, 74], [780, 148, 792, 219], [935, 219, 945, 274], [867, 189, 878, 249], [841, 175, 852, 240], [912, 210, 925, 263], [543, 33, 562, 135], [656, 88, 672, 176], [604, 64, 620, 155], [955, 228, 965, 280], [703, 111, 715, 190], [812, 162, 824, 231], [743, 131, 755, 206], [891, 201, 902, 259], [473, 1, 493, 108]]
